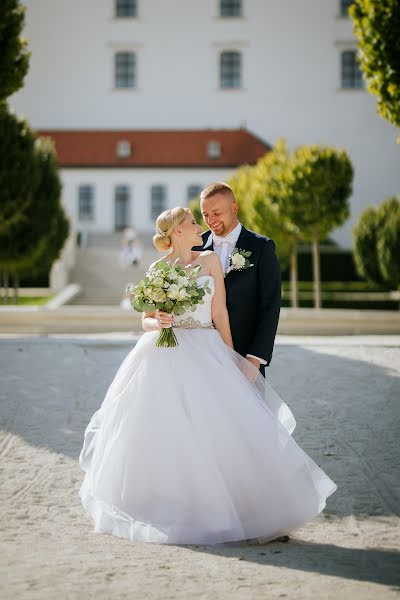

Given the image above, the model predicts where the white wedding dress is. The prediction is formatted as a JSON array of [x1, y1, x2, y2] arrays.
[[79, 275, 337, 545]]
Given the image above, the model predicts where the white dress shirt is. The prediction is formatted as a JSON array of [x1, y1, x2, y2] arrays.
[[204, 222, 266, 366]]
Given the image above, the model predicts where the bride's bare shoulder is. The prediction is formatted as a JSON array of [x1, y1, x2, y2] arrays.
[[199, 250, 219, 262], [196, 250, 221, 274]]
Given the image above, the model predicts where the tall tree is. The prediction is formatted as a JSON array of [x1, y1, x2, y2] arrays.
[[283, 146, 353, 308], [228, 161, 291, 271], [0, 0, 30, 103], [350, 0, 400, 131], [0, 135, 69, 302], [250, 140, 301, 307], [0, 108, 38, 238]]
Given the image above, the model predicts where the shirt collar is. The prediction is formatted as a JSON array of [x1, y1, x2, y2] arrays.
[[204, 221, 242, 249]]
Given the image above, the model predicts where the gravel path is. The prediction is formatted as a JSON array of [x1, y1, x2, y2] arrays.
[[1, 335, 399, 599]]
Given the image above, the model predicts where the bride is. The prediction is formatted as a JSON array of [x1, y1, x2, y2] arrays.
[[79, 206, 337, 545]]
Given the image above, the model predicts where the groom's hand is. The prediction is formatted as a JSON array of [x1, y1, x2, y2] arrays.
[[239, 357, 260, 382], [245, 356, 260, 370]]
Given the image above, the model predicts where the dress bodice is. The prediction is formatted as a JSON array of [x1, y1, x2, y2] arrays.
[[173, 275, 215, 328]]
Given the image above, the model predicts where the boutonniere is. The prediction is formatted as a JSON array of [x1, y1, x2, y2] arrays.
[[225, 248, 254, 277]]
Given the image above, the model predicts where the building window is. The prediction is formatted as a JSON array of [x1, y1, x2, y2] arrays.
[[78, 185, 95, 221], [115, 51, 136, 88], [220, 0, 242, 17], [341, 50, 363, 89], [220, 51, 241, 89], [151, 185, 167, 220], [116, 140, 132, 158], [115, 0, 137, 17], [207, 141, 221, 159], [340, 0, 354, 17], [187, 185, 203, 203], [115, 185, 130, 230]]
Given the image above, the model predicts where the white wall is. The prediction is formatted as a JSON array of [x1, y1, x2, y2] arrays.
[[10, 0, 400, 246], [61, 167, 233, 233]]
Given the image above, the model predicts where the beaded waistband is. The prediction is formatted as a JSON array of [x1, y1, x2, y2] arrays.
[[172, 317, 215, 330]]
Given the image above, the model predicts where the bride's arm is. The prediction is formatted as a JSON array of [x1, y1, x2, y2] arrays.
[[141, 259, 173, 332], [208, 253, 234, 348]]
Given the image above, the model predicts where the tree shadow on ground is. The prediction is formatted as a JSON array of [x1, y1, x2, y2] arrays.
[[180, 538, 400, 588], [1, 336, 399, 521]]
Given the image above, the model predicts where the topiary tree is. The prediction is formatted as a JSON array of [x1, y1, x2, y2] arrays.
[[0, 107, 39, 301], [350, 0, 400, 132], [250, 140, 301, 307], [353, 196, 400, 290], [352, 206, 386, 285], [376, 196, 400, 289], [283, 145, 353, 308], [0, 0, 30, 103], [0, 134, 69, 302], [228, 161, 291, 272]]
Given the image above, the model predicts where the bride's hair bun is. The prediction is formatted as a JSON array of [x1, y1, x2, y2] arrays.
[[153, 206, 190, 252]]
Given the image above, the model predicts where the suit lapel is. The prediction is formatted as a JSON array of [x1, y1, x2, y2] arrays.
[[202, 230, 213, 251], [224, 225, 253, 280]]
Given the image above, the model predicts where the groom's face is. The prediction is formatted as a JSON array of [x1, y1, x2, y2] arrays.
[[200, 193, 238, 237]]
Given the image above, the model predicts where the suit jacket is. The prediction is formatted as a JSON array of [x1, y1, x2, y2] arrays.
[[193, 226, 281, 376]]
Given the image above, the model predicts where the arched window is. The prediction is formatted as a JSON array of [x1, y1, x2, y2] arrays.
[[115, 52, 136, 88], [220, 51, 241, 89]]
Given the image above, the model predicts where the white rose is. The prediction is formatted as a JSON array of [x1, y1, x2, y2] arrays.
[[168, 272, 178, 281], [166, 284, 180, 299], [177, 276, 189, 287], [152, 288, 167, 302], [153, 276, 164, 286], [176, 288, 189, 301], [232, 253, 246, 268]]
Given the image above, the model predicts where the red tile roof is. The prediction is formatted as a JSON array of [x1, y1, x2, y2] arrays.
[[35, 129, 270, 168]]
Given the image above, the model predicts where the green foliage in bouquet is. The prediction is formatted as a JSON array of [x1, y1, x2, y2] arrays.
[[126, 260, 212, 347]]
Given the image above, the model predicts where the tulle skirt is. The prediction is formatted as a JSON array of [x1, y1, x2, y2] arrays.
[[79, 328, 337, 545]]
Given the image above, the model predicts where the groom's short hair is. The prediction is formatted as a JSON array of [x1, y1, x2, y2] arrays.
[[200, 182, 237, 203]]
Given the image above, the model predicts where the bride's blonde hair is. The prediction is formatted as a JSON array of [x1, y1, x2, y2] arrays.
[[153, 206, 191, 252]]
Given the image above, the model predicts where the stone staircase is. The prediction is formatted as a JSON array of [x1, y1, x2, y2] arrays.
[[69, 232, 159, 305]]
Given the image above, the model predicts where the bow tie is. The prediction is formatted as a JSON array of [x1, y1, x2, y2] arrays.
[[212, 232, 238, 246]]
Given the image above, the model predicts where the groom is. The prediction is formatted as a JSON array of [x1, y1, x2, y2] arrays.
[[193, 182, 281, 378]]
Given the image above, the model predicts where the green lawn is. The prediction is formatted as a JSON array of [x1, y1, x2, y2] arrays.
[[281, 281, 387, 292], [281, 281, 398, 310], [1, 295, 54, 306]]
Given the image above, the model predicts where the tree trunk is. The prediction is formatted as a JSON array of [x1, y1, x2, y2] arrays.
[[290, 239, 298, 308], [13, 272, 19, 304], [3, 271, 9, 305], [312, 236, 321, 309]]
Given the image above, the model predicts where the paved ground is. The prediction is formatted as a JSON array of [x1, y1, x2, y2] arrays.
[[0, 335, 399, 599]]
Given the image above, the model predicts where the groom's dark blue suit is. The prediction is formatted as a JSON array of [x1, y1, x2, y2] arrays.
[[193, 225, 281, 377]]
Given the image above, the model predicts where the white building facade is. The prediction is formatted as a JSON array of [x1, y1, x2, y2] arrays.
[[10, 0, 400, 246]]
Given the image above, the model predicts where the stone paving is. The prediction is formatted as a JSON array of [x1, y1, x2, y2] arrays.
[[0, 335, 399, 599]]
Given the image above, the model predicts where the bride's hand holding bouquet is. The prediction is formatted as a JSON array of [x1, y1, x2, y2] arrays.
[[126, 259, 211, 347]]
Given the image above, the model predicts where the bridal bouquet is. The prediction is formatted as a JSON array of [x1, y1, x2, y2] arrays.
[[126, 260, 211, 348]]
